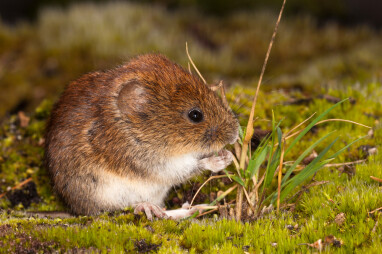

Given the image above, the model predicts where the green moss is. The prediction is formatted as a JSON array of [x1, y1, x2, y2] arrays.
[[1, 2, 382, 252], [1, 80, 381, 252]]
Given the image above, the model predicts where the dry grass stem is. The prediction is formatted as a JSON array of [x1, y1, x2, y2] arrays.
[[371, 219, 379, 234], [0, 177, 33, 199], [186, 42, 207, 84], [284, 118, 372, 142], [210, 80, 223, 92], [239, 0, 287, 168], [315, 119, 372, 129], [286, 112, 316, 136], [242, 186, 256, 213], [235, 0, 286, 221], [370, 176, 382, 183], [232, 155, 242, 177], [196, 208, 218, 218], [324, 159, 366, 167], [235, 187, 244, 221], [190, 175, 233, 207], [218, 81, 231, 108], [249, 174, 265, 203], [234, 142, 242, 159], [192, 205, 218, 210], [277, 138, 286, 213], [369, 206, 382, 214]]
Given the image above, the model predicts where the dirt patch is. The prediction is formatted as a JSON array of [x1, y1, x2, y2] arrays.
[[0, 232, 57, 254], [64, 247, 101, 253], [134, 239, 161, 253], [251, 127, 271, 150], [6, 181, 41, 208], [0, 224, 13, 238]]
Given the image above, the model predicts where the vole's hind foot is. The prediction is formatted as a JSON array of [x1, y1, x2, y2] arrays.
[[133, 202, 168, 220], [199, 149, 233, 173], [164, 202, 211, 219]]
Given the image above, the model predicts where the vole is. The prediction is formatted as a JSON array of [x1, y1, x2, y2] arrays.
[[45, 54, 239, 219]]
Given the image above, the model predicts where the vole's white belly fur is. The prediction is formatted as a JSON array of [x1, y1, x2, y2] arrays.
[[97, 172, 169, 208], [154, 153, 200, 184], [97, 153, 200, 209]]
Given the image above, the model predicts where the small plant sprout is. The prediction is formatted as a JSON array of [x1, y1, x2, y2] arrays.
[[187, 0, 372, 221]]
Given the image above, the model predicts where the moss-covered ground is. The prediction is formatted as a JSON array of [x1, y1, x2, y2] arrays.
[[1, 2, 382, 253]]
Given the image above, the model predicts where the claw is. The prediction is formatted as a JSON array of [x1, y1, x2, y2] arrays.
[[133, 202, 168, 220]]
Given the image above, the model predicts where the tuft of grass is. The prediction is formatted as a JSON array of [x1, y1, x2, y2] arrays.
[[0, 84, 381, 253], [187, 0, 374, 222]]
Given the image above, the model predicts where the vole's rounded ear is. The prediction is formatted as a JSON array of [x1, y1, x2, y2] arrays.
[[117, 81, 147, 118]]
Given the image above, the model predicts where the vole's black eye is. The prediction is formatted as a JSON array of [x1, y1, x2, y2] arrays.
[[188, 108, 204, 123]]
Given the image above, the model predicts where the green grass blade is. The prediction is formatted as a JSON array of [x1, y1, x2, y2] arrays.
[[285, 98, 348, 155], [247, 159, 256, 177], [248, 145, 270, 178], [275, 137, 339, 203], [267, 158, 335, 204], [263, 127, 282, 189], [231, 175, 245, 187], [277, 158, 334, 203], [283, 137, 339, 187], [281, 131, 336, 186], [329, 135, 367, 159]]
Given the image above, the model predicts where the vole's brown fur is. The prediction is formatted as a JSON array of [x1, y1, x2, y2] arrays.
[[45, 54, 238, 216]]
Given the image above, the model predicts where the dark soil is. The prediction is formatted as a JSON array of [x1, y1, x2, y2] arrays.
[[0, 231, 57, 254], [6, 181, 41, 208], [134, 239, 161, 253]]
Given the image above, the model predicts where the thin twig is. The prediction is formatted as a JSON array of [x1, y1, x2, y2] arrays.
[[186, 42, 207, 84], [218, 81, 231, 108], [232, 155, 241, 177], [371, 219, 379, 234], [249, 170, 266, 204], [0, 178, 33, 199], [240, 0, 286, 170], [369, 206, 382, 215], [191, 205, 218, 210], [196, 208, 219, 218], [324, 159, 366, 167], [190, 175, 233, 207], [282, 159, 366, 172], [242, 186, 256, 214], [235, 187, 243, 221], [212, 184, 238, 205], [316, 119, 372, 129], [285, 118, 372, 141], [236, 0, 286, 222], [370, 176, 382, 183], [210, 80, 223, 91], [286, 112, 316, 136]]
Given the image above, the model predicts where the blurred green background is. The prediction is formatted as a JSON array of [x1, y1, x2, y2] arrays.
[[0, 0, 381, 118]]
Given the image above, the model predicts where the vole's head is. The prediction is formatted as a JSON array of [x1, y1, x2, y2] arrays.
[[117, 54, 239, 158]]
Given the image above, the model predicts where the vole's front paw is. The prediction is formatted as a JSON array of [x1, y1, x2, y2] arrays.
[[133, 202, 168, 220], [199, 149, 233, 173]]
